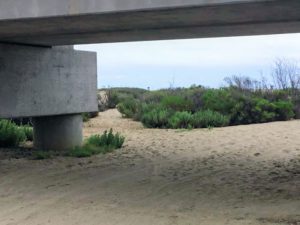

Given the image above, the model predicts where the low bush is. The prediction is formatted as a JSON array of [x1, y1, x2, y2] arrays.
[[202, 88, 234, 114], [0, 120, 26, 147], [68, 145, 103, 158], [32, 151, 53, 160], [274, 100, 295, 120], [115, 85, 297, 129], [252, 98, 277, 123], [69, 129, 125, 158], [161, 95, 193, 111], [168, 111, 193, 129], [106, 90, 120, 109], [144, 90, 166, 104], [21, 125, 33, 142], [86, 129, 125, 149], [117, 98, 139, 118], [141, 108, 171, 128], [192, 110, 230, 128]]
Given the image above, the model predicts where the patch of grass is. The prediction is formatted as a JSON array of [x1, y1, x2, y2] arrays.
[[85, 129, 125, 149], [0, 120, 26, 147], [68, 145, 114, 158], [32, 151, 53, 160], [20, 125, 33, 141], [68, 129, 125, 158]]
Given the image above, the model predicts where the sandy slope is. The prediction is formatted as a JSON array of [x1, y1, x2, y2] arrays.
[[0, 109, 299, 225]]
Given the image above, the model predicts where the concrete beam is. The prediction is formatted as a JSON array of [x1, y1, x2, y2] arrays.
[[0, 44, 98, 118], [0, 0, 299, 46], [0, 1, 264, 19]]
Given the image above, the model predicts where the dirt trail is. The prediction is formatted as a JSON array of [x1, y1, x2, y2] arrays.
[[0, 109, 299, 225]]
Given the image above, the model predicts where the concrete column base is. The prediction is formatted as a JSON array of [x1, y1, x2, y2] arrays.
[[33, 114, 83, 151]]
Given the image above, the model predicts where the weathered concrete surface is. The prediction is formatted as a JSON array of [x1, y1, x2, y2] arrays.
[[0, 0, 299, 45], [0, 44, 98, 118], [33, 114, 83, 150], [0, 0, 262, 19]]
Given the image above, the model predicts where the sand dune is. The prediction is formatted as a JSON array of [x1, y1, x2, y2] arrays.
[[0, 109, 299, 225]]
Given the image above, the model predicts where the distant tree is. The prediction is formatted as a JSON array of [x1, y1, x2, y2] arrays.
[[272, 58, 300, 93]]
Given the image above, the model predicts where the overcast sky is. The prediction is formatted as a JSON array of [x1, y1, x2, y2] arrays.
[[75, 33, 300, 90]]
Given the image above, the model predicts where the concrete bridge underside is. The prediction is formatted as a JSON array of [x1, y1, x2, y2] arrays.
[[0, 0, 299, 150], [1, 0, 300, 46]]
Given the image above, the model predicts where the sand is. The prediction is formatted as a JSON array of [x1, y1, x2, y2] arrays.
[[0, 109, 299, 225]]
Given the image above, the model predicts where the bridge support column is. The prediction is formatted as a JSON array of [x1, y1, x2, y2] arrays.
[[0, 44, 98, 151], [33, 114, 83, 151]]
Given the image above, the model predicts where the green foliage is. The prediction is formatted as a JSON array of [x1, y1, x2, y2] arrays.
[[141, 108, 171, 128], [202, 89, 234, 114], [0, 120, 26, 147], [274, 100, 295, 120], [68, 145, 103, 158], [252, 98, 277, 123], [106, 90, 120, 109], [117, 98, 139, 118], [98, 88, 149, 111], [69, 129, 125, 158], [114, 85, 296, 129], [192, 110, 230, 128], [32, 151, 52, 160], [229, 97, 293, 125], [144, 91, 166, 104], [20, 125, 33, 142], [168, 111, 193, 129], [161, 95, 193, 111], [86, 129, 125, 149]]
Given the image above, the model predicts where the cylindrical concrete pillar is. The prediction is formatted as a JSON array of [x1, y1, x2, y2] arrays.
[[33, 114, 83, 151]]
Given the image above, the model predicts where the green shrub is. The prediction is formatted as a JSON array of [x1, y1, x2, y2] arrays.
[[229, 95, 253, 125], [0, 120, 26, 147], [274, 100, 295, 120], [252, 98, 277, 123], [117, 98, 139, 118], [111, 85, 297, 128], [141, 108, 171, 128], [161, 95, 193, 111], [106, 90, 120, 108], [86, 129, 125, 149], [69, 129, 125, 158], [144, 91, 166, 104], [202, 89, 234, 114], [192, 110, 230, 128], [168, 111, 193, 129], [32, 151, 52, 160], [21, 125, 33, 142], [228, 97, 293, 125], [68, 145, 103, 158]]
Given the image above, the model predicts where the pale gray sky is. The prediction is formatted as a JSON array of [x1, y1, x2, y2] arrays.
[[75, 33, 300, 90]]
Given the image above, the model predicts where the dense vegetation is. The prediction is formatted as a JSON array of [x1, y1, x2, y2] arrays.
[[0, 120, 33, 147], [69, 129, 125, 158], [114, 86, 295, 129], [108, 59, 300, 129], [0, 125, 125, 159]]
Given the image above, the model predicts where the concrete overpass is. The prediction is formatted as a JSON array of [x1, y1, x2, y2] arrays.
[[0, 0, 299, 150], [1, 0, 300, 46]]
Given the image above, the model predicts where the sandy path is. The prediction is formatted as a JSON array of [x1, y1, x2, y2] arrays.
[[0, 109, 299, 225]]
